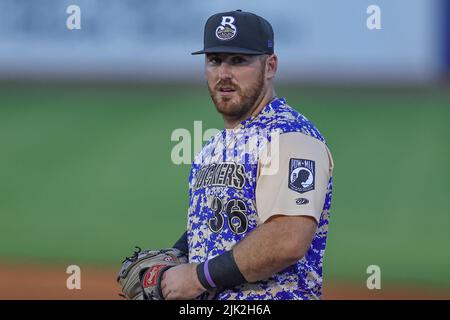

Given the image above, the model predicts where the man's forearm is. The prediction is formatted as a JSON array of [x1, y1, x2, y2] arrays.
[[233, 215, 317, 282], [195, 215, 317, 290]]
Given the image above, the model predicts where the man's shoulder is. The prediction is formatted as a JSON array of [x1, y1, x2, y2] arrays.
[[260, 101, 326, 144]]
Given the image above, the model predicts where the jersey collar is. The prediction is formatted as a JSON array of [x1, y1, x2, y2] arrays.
[[236, 97, 286, 130]]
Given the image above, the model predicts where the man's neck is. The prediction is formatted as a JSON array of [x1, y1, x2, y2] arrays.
[[223, 88, 275, 129]]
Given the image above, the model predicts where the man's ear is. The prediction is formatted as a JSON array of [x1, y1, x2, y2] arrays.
[[265, 54, 278, 80]]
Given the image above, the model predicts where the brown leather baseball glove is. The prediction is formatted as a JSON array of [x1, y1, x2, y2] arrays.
[[117, 247, 188, 300]]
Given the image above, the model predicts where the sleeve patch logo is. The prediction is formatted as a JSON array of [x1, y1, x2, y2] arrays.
[[295, 198, 309, 205], [289, 158, 315, 193]]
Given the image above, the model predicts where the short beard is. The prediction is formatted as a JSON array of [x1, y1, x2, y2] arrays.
[[208, 68, 265, 121]]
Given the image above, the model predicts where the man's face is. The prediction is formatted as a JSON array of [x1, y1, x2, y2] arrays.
[[205, 53, 266, 120]]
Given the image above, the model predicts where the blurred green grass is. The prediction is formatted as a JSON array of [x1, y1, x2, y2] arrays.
[[0, 83, 449, 288]]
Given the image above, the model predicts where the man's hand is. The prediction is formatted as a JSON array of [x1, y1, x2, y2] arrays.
[[161, 263, 206, 300]]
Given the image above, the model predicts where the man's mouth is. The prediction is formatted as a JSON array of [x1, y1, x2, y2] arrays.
[[218, 87, 236, 96]]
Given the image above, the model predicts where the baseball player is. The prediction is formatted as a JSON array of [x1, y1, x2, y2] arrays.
[[118, 9, 334, 301]]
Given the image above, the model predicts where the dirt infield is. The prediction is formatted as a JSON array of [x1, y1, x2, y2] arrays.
[[1, 262, 449, 300]]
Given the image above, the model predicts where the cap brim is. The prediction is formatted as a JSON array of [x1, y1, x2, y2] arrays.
[[191, 46, 265, 55]]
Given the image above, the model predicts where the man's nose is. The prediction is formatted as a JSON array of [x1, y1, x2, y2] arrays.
[[218, 62, 233, 80]]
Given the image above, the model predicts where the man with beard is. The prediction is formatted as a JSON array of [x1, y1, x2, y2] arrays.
[[158, 10, 335, 300]]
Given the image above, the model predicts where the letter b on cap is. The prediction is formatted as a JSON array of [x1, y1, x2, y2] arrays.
[[221, 16, 235, 28]]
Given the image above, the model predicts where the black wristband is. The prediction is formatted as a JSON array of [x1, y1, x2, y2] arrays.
[[196, 250, 247, 290], [172, 231, 188, 255]]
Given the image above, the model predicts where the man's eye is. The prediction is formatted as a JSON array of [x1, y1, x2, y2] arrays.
[[209, 57, 221, 65], [231, 57, 245, 64]]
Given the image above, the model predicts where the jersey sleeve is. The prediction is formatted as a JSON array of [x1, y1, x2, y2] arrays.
[[255, 132, 334, 224]]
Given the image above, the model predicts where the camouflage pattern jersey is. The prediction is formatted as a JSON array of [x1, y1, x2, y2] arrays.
[[186, 97, 333, 300]]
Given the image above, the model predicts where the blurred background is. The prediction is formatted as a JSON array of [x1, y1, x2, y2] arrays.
[[0, 0, 449, 299]]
